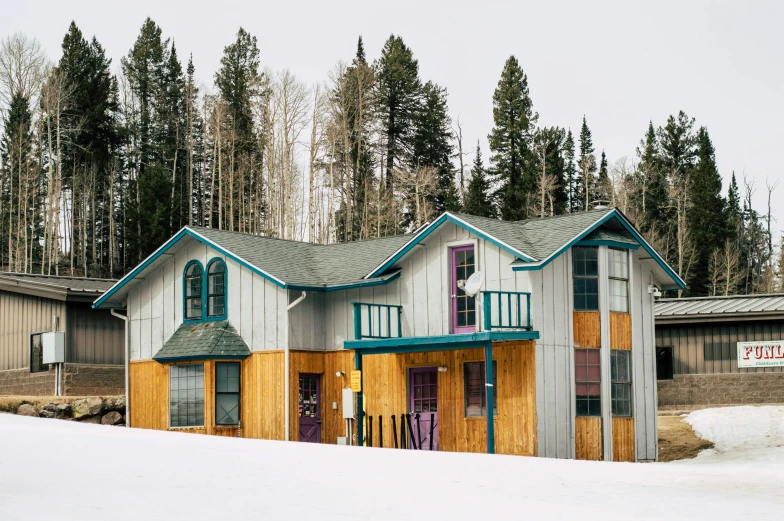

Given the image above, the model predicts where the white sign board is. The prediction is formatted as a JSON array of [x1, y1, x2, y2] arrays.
[[737, 341, 784, 368]]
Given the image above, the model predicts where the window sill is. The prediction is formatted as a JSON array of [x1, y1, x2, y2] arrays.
[[464, 416, 500, 421], [168, 425, 205, 430]]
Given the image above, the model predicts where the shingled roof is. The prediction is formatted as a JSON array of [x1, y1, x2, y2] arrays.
[[153, 321, 251, 362]]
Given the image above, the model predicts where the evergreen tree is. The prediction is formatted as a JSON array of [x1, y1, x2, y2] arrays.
[[531, 127, 567, 216], [375, 35, 421, 186], [488, 55, 537, 221], [463, 142, 495, 218], [412, 81, 457, 215], [686, 127, 727, 295], [726, 172, 742, 243], [577, 115, 596, 210], [597, 150, 610, 203], [563, 130, 578, 212], [634, 121, 668, 230]]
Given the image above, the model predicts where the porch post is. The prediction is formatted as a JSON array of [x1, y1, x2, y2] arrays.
[[355, 349, 364, 446], [484, 340, 495, 454]]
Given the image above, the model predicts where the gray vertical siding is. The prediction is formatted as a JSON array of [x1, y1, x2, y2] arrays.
[[534, 251, 575, 459], [656, 320, 784, 375], [598, 246, 613, 461], [631, 252, 659, 461], [66, 305, 124, 364], [0, 290, 67, 370]]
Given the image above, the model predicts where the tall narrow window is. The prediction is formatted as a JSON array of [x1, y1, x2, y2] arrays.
[[463, 361, 497, 417], [184, 262, 203, 320], [656, 346, 674, 380], [215, 362, 240, 425], [207, 259, 227, 318], [169, 363, 204, 427], [575, 349, 601, 416], [608, 248, 629, 313], [573, 247, 599, 311], [30, 333, 47, 373], [611, 351, 632, 417], [452, 245, 476, 333]]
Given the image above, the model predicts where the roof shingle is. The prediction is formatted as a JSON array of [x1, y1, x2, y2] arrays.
[[153, 321, 251, 362]]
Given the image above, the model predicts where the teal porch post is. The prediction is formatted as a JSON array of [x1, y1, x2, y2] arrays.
[[355, 349, 363, 446], [484, 340, 495, 454]]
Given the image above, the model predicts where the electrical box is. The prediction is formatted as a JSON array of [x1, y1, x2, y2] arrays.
[[42, 332, 65, 364], [342, 388, 354, 419], [337, 437, 348, 445]]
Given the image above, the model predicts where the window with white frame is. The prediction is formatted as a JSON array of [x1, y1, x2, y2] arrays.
[[608, 248, 629, 313]]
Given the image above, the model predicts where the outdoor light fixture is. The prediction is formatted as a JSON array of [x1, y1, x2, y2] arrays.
[[438, 366, 448, 372], [336, 371, 345, 377]]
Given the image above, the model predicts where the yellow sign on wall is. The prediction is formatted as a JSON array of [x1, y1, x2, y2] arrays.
[[350, 370, 362, 392]]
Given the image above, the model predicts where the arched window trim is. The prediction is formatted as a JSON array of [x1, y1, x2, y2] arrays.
[[182, 258, 229, 323], [183, 260, 205, 323], [205, 257, 228, 321]]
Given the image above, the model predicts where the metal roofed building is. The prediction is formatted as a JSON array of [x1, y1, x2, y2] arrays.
[[654, 294, 784, 406], [0, 273, 125, 396]]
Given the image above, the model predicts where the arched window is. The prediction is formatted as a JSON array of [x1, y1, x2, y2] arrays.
[[184, 262, 204, 320], [207, 258, 227, 319]]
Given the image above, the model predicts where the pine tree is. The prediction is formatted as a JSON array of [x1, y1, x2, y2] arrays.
[[597, 150, 610, 203], [375, 35, 421, 186], [686, 127, 727, 296], [634, 121, 668, 230], [488, 55, 537, 221], [726, 172, 742, 244], [577, 116, 596, 210], [563, 130, 578, 212], [463, 142, 495, 218], [412, 81, 457, 215]]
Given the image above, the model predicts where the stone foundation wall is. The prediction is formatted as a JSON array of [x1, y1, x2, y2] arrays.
[[0, 364, 124, 396], [658, 373, 784, 406], [5, 396, 126, 426]]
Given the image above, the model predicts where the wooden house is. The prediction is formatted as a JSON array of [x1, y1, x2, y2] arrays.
[[94, 209, 683, 461], [0, 273, 124, 396]]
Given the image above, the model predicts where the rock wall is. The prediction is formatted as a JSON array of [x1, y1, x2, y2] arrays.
[[658, 373, 784, 406], [7, 396, 126, 426], [0, 364, 124, 396]]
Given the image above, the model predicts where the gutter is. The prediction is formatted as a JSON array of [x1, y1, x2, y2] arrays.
[[284, 291, 308, 441], [110, 308, 130, 428]]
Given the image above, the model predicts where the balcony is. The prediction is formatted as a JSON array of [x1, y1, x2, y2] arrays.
[[346, 291, 537, 352]]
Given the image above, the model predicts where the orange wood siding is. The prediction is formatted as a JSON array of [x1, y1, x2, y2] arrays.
[[609, 312, 632, 350], [361, 341, 536, 455], [612, 417, 635, 462], [575, 416, 603, 460], [129, 360, 168, 430], [241, 351, 284, 440], [573, 312, 601, 348]]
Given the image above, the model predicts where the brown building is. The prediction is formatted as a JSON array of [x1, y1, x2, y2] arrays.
[[655, 294, 784, 406], [0, 273, 125, 396]]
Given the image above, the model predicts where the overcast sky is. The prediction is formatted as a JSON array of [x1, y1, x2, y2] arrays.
[[5, 0, 782, 234]]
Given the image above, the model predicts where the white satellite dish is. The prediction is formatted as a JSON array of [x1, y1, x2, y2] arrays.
[[462, 271, 484, 297]]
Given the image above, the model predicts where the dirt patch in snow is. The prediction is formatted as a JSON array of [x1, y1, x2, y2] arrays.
[[658, 415, 714, 462]]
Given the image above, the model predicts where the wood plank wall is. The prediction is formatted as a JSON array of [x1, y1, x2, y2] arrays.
[[361, 341, 536, 455], [241, 351, 284, 440], [575, 417, 603, 460], [573, 312, 601, 348], [610, 312, 632, 350], [612, 417, 635, 462]]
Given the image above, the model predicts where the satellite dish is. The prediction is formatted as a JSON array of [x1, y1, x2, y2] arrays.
[[462, 271, 484, 297]]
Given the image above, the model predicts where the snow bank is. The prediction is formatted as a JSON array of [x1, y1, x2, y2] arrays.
[[682, 405, 784, 463], [1, 413, 782, 521]]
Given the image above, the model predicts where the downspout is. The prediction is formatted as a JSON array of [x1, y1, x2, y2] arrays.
[[110, 308, 130, 428], [285, 291, 307, 441]]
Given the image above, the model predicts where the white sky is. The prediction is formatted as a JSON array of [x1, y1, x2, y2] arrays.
[[4, 0, 782, 235]]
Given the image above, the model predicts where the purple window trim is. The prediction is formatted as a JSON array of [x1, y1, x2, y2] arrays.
[[451, 245, 476, 334]]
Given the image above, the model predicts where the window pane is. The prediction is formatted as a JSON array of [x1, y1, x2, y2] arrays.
[[216, 394, 240, 425], [575, 349, 601, 417], [169, 363, 204, 427]]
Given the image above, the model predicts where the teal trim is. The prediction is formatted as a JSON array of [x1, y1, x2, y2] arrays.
[[206, 257, 228, 321], [352, 302, 403, 339], [343, 330, 539, 354], [484, 340, 495, 454], [183, 260, 205, 324], [93, 228, 405, 309], [482, 291, 533, 330], [154, 353, 250, 363], [576, 239, 639, 250], [366, 213, 535, 279], [511, 210, 686, 290]]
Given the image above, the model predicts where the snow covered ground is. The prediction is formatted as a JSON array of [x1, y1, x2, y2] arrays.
[[681, 405, 784, 463], [1, 410, 782, 521]]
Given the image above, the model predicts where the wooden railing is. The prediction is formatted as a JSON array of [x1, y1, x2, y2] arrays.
[[483, 291, 532, 331], [352, 302, 403, 340]]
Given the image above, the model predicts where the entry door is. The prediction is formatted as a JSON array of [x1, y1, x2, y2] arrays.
[[299, 374, 321, 443], [452, 245, 476, 334], [409, 367, 439, 450]]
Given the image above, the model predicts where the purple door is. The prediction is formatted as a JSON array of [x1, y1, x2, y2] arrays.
[[452, 245, 477, 334], [409, 367, 439, 450], [299, 374, 321, 443]]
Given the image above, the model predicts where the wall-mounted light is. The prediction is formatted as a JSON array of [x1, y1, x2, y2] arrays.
[[336, 371, 345, 377], [437, 366, 448, 372]]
